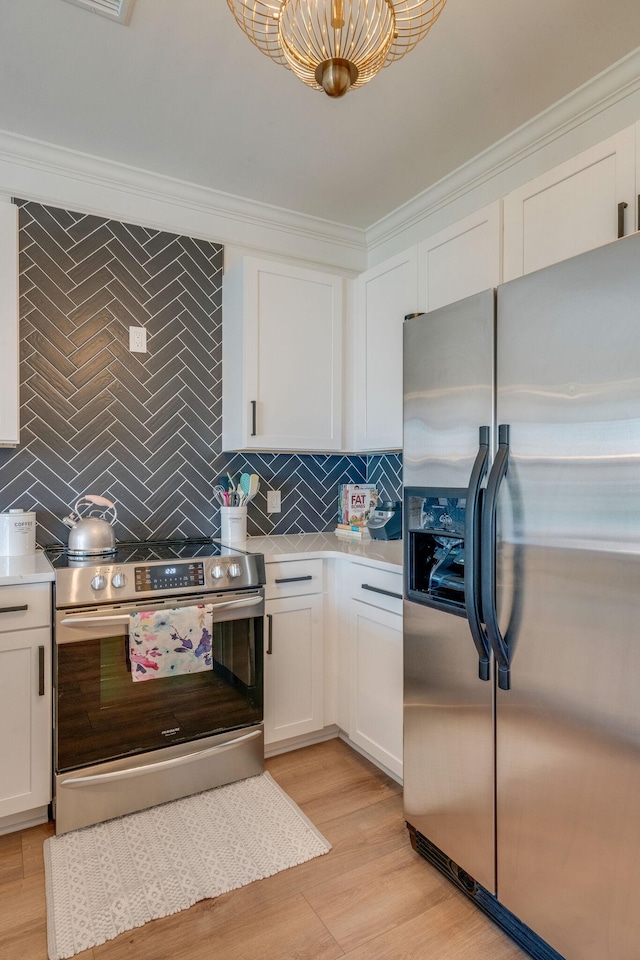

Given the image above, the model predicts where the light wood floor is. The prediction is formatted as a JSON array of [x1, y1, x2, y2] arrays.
[[0, 738, 529, 960]]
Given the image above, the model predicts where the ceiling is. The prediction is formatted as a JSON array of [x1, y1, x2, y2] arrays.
[[2, 0, 640, 230]]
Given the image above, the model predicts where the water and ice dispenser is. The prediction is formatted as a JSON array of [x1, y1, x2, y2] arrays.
[[404, 490, 469, 612]]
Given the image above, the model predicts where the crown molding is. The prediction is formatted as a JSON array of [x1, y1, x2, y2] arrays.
[[0, 128, 367, 272], [366, 45, 640, 255]]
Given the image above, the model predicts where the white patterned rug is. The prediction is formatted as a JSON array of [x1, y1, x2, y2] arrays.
[[43, 772, 331, 960]]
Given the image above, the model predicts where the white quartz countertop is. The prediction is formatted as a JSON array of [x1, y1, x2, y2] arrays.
[[234, 532, 403, 572], [0, 550, 55, 587]]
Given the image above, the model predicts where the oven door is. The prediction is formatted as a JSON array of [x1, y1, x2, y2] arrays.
[[55, 589, 264, 772], [54, 589, 265, 833]]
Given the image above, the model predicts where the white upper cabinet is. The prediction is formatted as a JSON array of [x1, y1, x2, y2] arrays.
[[0, 200, 19, 447], [503, 126, 636, 281], [223, 257, 343, 451], [352, 247, 418, 451], [417, 200, 502, 312]]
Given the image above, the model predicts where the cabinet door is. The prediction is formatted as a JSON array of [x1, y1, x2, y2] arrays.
[[417, 201, 502, 312], [0, 627, 51, 818], [352, 247, 418, 451], [503, 126, 636, 281], [0, 200, 19, 447], [349, 599, 403, 778], [264, 594, 323, 744], [223, 258, 343, 451]]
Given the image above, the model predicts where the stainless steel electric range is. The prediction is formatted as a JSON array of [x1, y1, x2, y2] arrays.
[[47, 538, 266, 834]]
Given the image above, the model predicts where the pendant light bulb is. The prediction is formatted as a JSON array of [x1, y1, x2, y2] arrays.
[[315, 58, 358, 97]]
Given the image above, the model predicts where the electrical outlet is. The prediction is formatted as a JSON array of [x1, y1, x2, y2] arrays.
[[129, 326, 147, 353], [267, 490, 281, 513]]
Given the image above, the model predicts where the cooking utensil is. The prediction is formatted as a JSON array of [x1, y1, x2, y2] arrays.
[[238, 473, 252, 505], [63, 495, 117, 557], [248, 474, 260, 501], [212, 485, 229, 506]]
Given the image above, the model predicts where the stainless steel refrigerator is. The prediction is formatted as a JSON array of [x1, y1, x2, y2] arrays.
[[403, 231, 640, 960]]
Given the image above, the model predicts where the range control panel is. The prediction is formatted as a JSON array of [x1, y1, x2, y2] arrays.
[[53, 552, 267, 606], [134, 562, 205, 592]]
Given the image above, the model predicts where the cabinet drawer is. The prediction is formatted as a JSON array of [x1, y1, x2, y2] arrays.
[[265, 559, 323, 599], [350, 564, 403, 615], [0, 583, 51, 633]]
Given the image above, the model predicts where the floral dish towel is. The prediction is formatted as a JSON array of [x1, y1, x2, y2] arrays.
[[129, 604, 213, 681]]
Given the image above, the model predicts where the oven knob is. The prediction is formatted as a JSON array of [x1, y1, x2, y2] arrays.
[[90, 574, 107, 591], [211, 564, 225, 580], [112, 572, 127, 589], [228, 562, 242, 579]]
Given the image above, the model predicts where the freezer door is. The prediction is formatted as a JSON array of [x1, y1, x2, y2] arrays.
[[404, 598, 496, 892], [403, 290, 495, 893], [403, 290, 494, 489], [494, 232, 640, 960]]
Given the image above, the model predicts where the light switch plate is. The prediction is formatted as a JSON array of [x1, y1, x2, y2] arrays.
[[267, 490, 281, 513]]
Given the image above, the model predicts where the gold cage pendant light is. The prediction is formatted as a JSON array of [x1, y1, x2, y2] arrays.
[[226, 0, 448, 98]]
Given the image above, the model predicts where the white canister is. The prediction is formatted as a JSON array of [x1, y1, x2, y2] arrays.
[[0, 509, 37, 556], [220, 506, 247, 542]]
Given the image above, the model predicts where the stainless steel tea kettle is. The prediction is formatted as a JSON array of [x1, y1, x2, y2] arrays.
[[63, 495, 117, 557]]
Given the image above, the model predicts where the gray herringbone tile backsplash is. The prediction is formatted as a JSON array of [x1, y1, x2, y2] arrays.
[[0, 200, 401, 545]]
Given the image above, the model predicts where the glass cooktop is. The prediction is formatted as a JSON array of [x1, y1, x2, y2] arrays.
[[45, 537, 248, 569]]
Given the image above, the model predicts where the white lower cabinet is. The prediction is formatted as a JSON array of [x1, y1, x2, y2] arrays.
[[0, 583, 52, 823], [264, 561, 324, 745], [262, 553, 404, 779], [346, 563, 404, 779]]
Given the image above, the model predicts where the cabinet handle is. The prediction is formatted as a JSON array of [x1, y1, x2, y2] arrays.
[[38, 645, 45, 697], [0, 604, 28, 614], [251, 400, 257, 437], [637, 195, 640, 233], [361, 583, 403, 601], [274, 575, 313, 584], [618, 201, 628, 239], [266, 613, 273, 655]]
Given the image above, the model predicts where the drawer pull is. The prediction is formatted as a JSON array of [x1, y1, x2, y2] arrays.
[[0, 604, 28, 614], [361, 583, 402, 601], [274, 575, 313, 584], [38, 645, 45, 697], [266, 613, 273, 655]]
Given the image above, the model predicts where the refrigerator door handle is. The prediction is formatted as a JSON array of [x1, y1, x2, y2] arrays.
[[482, 423, 511, 690], [465, 425, 492, 681]]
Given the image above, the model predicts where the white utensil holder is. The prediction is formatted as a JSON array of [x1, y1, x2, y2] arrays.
[[220, 506, 247, 542]]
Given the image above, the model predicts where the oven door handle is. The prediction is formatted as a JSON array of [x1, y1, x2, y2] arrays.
[[198, 595, 264, 612], [60, 613, 130, 625], [59, 594, 264, 625], [59, 728, 263, 787]]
